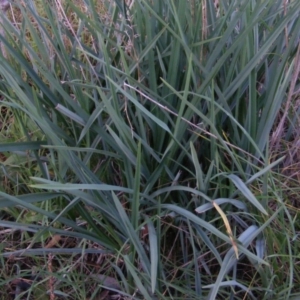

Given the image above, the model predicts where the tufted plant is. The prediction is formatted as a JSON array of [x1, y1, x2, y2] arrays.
[[0, 0, 300, 299]]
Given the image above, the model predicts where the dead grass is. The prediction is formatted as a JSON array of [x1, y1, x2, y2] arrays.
[[4, 0, 108, 60]]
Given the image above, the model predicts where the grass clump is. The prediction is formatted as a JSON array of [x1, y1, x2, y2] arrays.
[[0, 0, 300, 299]]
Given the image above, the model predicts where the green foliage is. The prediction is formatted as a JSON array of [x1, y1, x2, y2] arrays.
[[0, 0, 300, 299]]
